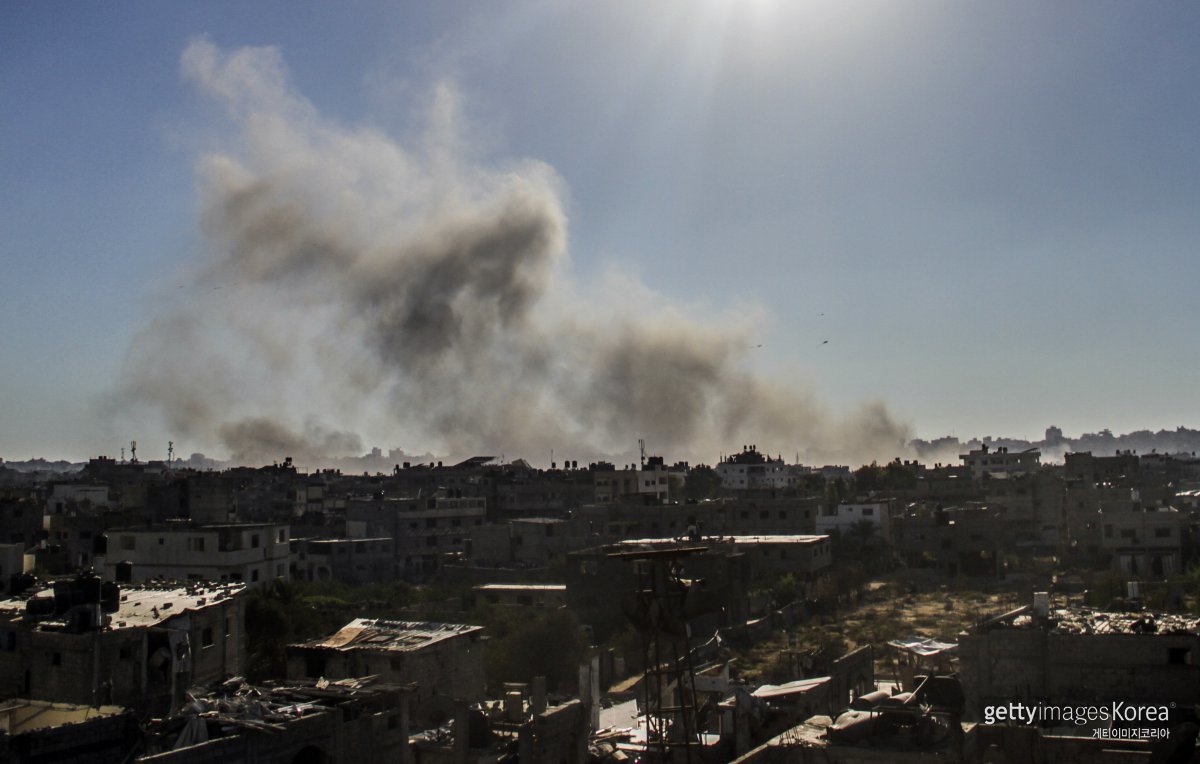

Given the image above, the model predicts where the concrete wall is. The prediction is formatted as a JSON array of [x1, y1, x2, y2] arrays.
[[959, 626, 1200, 719]]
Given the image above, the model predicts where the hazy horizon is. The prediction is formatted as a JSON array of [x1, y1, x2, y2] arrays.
[[4, 4, 1199, 466]]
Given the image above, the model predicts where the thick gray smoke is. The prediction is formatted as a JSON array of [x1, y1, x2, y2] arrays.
[[112, 40, 912, 468]]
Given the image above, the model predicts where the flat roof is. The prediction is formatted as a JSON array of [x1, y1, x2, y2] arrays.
[[0, 582, 245, 631], [293, 618, 483, 653], [0, 699, 127, 735], [978, 605, 1200, 636], [617, 534, 828, 547], [474, 584, 566, 592]]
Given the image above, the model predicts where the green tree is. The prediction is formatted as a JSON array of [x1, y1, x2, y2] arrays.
[[684, 465, 722, 501]]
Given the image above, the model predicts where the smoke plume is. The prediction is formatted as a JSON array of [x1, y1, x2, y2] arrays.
[[112, 40, 912, 468]]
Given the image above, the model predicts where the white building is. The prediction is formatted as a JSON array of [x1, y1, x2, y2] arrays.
[[960, 445, 1041, 480], [102, 522, 290, 587], [716, 446, 796, 491], [815, 501, 892, 541]]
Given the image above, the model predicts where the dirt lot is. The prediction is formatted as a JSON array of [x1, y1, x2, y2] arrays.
[[733, 584, 1025, 683]]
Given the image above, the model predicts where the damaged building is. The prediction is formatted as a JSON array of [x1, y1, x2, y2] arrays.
[[286, 618, 485, 725], [136, 677, 414, 764], [0, 577, 245, 716]]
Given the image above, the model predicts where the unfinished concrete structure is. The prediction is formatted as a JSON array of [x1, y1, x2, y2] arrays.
[[287, 618, 485, 724]]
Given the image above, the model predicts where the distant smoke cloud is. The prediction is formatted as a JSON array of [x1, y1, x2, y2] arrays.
[[112, 39, 912, 467]]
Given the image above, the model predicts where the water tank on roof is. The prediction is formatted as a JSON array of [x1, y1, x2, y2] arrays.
[[115, 561, 134, 583]]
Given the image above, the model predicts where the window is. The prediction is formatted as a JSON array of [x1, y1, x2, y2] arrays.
[[119, 645, 133, 660], [250, 534, 260, 549], [201, 627, 214, 648], [51, 652, 62, 667], [188, 537, 206, 552], [426, 518, 437, 528], [1155, 528, 1171, 538], [426, 536, 438, 547], [121, 536, 136, 551], [277, 529, 286, 543], [250, 569, 260, 582], [1169, 647, 1191, 665], [862, 508, 874, 516]]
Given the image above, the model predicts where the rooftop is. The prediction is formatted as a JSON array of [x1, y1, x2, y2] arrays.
[[972, 605, 1200, 637], [0, 581, 245, 631], [617, 534, 828, 548], [0, 699, 128, 735], [294, 618, 484, 653]]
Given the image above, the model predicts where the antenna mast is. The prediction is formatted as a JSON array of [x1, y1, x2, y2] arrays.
[[130, 440, 138, 464], [639, 438, 646, 468]]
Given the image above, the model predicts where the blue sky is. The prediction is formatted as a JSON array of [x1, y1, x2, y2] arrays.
[[2, 2, 1199, 463]]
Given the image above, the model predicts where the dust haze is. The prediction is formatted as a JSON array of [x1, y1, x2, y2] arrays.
[[111, 40, 913, 468]]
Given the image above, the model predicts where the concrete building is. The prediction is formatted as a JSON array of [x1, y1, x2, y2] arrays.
[[346, 495, 486, 579], [0, 699, 138, 763], [567, 535, 832, 635], [102, 523, 290, 586], [473, 583, 567, 608], [815, 502, 892, 541], [716, 446, 795, 492], [960, 444, 1040, 480], [290, 536, 397, 584], [0, 577, 245, 716], [1100, 507, 1188, 576], [0, 545, 30, 594], [137, 678, 413, 764], [892, 506, 1004, 578], [466, 517, 571, 568], [958, 601, 1200, 722], [592, 457, 686, 504], [46, 484, 112, 515], [287, 618, 485, 724]]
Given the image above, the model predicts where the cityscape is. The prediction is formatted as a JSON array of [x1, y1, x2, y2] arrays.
[[0, 433, 1198, 761], [4, 3, 1200, 762]]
